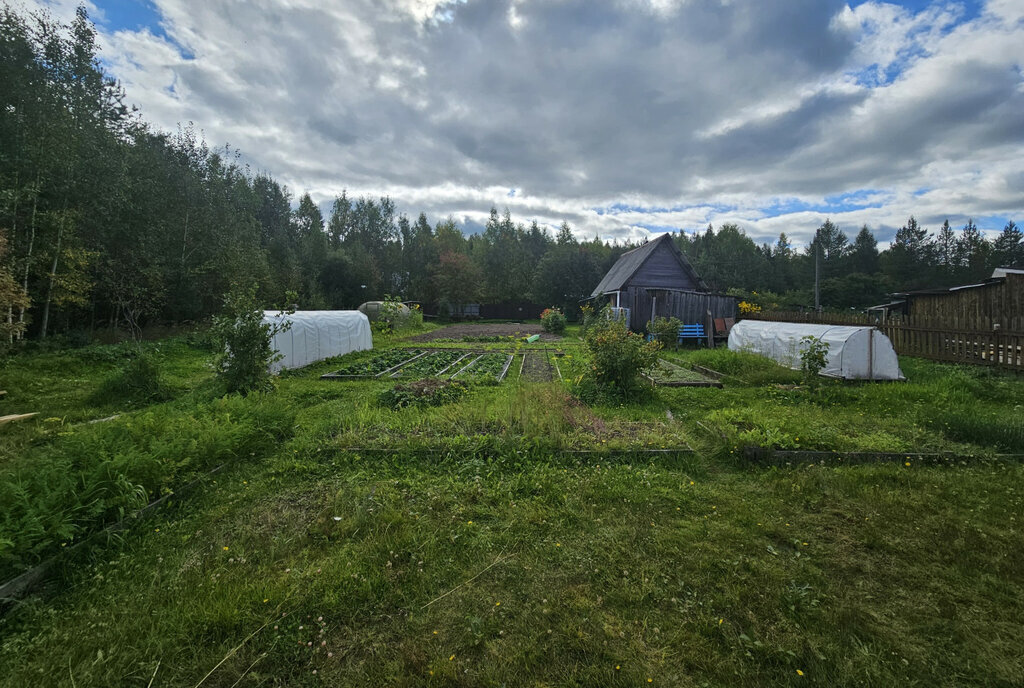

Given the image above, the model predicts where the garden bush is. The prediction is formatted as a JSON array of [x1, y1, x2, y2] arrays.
[[648, 316, 682, 344], [211, 284, 293, 395], [540, 307, 567, 334], [89, 353, 173, 407], [580, 309, 661, 398]]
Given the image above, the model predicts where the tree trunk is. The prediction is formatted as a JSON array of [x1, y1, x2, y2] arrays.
[[17, 178, 40, 337], [39, 219, 63, 339]]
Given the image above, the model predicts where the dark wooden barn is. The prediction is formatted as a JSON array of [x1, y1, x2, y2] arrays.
[[589, 233, 737, 332]]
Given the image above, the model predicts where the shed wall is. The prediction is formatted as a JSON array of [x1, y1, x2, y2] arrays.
[[622, 288, 737, 331], [624, 242, 699, 291], [907, 274, 1023, 331]]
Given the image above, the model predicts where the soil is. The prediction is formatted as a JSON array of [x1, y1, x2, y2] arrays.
[[408, 323, 562, 342], [521, 352, 553, 382]]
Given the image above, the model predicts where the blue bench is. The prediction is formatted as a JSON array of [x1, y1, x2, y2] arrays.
[[677, 323, 706, 347]]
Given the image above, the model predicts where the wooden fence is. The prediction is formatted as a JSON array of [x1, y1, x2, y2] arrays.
[[746, 311, 1023, 372]]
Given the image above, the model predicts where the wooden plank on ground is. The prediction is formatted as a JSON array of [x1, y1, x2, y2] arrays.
[[0, 412, 38, 426]]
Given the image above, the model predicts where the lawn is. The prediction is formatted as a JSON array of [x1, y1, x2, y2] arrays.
[[1, 325, 1022, 686]]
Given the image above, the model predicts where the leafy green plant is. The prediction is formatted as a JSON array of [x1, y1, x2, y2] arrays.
[[540, 307, 567, 334], [581, 307, 661, 398], [89, 353, 173, 407], [378, 378, 469, 409], [648, 316, 682, 344], [800, 335, 829, 387], [211, 283, 293, 395]]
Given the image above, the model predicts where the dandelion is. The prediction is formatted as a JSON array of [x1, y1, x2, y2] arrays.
[[689, 481, 694, 485], [615, 665, 620, 670], [555, 543, 561, 547], [495, 601, 500, 607], [905, 461, 911, 466], [467, 521, 473, 525], [719, 618, 724, 625], [449, 654, 455, 661], [223, 546, 229, 551], [797, 669, 804, 676], [433, 630, 438, 635], [263, 598, 269, 603]]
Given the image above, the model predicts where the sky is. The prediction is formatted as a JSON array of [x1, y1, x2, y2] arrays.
[[20, 0, 1024, 248]]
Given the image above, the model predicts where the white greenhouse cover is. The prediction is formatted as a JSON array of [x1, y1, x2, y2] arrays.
[[262, 310, 373, 373], [728, 320, 904, 381]]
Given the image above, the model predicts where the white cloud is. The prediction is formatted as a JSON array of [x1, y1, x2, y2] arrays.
[[21, 0, 1024, 249]]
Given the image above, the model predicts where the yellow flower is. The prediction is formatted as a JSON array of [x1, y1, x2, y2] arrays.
[[449, 654, 455, 661], [615, 665, 620, 670], [263, 598, 269, 603], [797, 669, 804, 676], [223, 546, 229, 551], [467, 520, 473, 524], [555, 543, 561, 547], [495, 601, 501, 606], [905, 461, 911, 466], [718, 618, 724, 625]]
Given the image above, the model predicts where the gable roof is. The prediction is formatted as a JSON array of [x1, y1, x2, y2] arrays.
[[590, 233, 708, 296]]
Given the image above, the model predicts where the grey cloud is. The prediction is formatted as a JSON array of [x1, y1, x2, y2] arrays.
[[69, 0, 1024, 249]]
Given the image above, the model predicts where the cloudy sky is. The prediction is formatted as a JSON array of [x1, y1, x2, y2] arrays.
[[24, 0, 1024, 247]]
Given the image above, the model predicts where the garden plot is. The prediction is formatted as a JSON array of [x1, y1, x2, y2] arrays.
[[389, 350, 469, 378], [320, 349, 427, 379], [647, 358, 722, 388], [450, 352, 514, 383], [520, 352, 554, 382]]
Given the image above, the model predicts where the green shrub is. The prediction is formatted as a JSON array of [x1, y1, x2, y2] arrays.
[[211, 284, 293, 395], [540, 307, 567, 334], [378, 378, 469, 410], [800, 335, 829, 387], [89, 353, 173, 407], [648, 316, 682, 344], [581, 309, 661, 397]]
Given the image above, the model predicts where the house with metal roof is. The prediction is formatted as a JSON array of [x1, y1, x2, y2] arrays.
[[589, 233, 736, 333]]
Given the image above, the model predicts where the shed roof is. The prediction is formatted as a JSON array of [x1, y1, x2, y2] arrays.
[[590, 233, 707, 297]]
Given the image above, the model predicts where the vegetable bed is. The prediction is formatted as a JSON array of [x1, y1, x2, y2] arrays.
[[648, 358, 722, 387], [390, 350, 468, 378], [321, 349, 426, 379], [451, 352, 514, 383]]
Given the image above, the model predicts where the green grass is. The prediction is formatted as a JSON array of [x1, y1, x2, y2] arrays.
[[1, 327, 1023, 686]]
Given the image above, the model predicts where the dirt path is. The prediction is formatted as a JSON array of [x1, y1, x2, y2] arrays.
[[409, 323, 562, 342]]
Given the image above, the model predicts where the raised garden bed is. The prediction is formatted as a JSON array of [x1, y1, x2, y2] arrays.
[[647, 359, 723, 388], [451, 352, 514, 383], [321, 349, 426, 379], [389, 350, 469, 378], [521, 352, 553, 382]]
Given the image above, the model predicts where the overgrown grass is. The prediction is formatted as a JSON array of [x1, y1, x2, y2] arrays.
[[0, 452, 1021, 686], [1, 329, 1023, 686]]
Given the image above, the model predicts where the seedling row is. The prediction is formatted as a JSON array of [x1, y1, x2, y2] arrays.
[[322, 349, 514, 383]]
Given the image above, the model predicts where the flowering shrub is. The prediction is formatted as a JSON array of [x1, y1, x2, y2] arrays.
[[540, 307, 567, 334], [581, 308, 661, 397], [738, 300, 762, 315]]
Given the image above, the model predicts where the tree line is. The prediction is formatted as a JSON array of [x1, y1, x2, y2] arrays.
[[1, 6, 1021, 343]]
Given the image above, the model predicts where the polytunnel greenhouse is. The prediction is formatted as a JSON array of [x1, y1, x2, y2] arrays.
[[262, 310, 373, 372], [728, 320, 905, 381]]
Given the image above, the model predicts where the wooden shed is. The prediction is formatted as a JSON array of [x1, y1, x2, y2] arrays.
[[589, 233, 737, 332], [892, 272, 1023, 331]]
